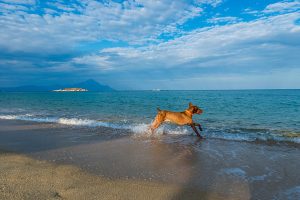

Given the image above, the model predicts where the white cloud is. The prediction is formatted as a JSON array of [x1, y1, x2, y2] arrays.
[[45, 1, 81, 12], [243, 8, 259, 15], [72, 55, 114, 70], [66, 11, 300, 89], [78, 12, 300, 71], [0, 2, 30, 12], [207, 16, 240, 24], [263, 0, 300, 13], [0, 0, 209, 53], [195, 0, 223, 7], [0, 0, 36, 5]]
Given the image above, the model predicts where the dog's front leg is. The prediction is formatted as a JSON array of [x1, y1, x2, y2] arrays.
[[190, 124, 203, 138], [193, 123, 203, 131]]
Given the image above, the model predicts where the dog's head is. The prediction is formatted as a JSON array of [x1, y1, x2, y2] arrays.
[[189, 102, 203, 115]]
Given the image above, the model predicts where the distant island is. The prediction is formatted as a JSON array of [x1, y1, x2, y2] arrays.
[[0, 79, 114, 92], [152, 89, 161, 91], [53, 88, 88, 92]]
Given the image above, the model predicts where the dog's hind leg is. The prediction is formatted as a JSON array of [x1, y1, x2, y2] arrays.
[[150, 113, 164, 134], [150, 119, 162, 134]]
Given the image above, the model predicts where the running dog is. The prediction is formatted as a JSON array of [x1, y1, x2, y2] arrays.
[[150, 103, 204, 138]]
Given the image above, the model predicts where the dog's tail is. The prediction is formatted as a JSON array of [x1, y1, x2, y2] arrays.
[[157, 107, 161, 112]]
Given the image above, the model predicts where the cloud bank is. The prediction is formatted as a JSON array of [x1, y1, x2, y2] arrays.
[[0, 0, 299, 89]]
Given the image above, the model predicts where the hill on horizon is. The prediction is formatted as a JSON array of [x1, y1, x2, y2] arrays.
[[0, 79, 115, 92]]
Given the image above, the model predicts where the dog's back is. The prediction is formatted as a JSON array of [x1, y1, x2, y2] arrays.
[[162, 110, 193, 125]]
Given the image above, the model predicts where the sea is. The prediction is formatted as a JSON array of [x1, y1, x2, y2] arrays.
[[0, 90, 299, 144]]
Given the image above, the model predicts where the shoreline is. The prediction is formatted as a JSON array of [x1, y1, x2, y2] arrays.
[[0, 116, 299, 145], [0, 119, 300, 199]]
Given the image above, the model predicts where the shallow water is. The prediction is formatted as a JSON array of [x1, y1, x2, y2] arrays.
[[0, 120, 299, 200], [0, 90, 300, 143]]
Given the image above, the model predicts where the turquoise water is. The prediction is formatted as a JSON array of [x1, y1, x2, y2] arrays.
[[0, 90, 299, 143]]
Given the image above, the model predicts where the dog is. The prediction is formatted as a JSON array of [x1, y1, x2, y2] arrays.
[[150, 102, 204, 138]]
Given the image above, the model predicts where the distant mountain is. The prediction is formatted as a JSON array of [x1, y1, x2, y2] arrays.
[[0, 79, 115, 92], [71, 79, 114, 92]]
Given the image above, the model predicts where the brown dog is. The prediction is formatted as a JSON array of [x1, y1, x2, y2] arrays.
[[150, 103, 204, 138]]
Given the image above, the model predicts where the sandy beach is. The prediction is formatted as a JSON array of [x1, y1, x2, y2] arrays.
[[1, 150, 221, 200], [0, 119, 300, 200]]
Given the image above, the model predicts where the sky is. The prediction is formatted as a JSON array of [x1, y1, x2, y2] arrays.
[[0, 0, 300, 90]]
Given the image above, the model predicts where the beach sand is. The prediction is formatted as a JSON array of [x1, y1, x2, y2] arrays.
[[0, 119, 300, 200], [1, 150, 223, 200]]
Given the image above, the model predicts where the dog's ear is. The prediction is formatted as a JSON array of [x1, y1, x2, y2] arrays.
[[189, 102, 193, 107]]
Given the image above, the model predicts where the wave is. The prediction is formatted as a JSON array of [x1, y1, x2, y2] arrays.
[[0, 114, 123, 129], [0, 114, 299, 144], [130, 123, 190, 136], [0, 114, 189, 136]]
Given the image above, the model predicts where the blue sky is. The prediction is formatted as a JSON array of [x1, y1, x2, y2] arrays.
[[0, 0, 299, 90]]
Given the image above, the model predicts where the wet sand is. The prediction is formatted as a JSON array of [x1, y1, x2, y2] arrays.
[[0, 119, 300, 200]]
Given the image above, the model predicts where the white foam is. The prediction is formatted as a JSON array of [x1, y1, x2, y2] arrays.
[[0, 114, 120, 129], [166, 127, 190, 135], [1, 114, 300, 144], [0, 115, 18, 120], [55, 118, 123, 129], [129, 123, 151, 134], [58, 118, 99, 126], [128, 123, 190, 137]]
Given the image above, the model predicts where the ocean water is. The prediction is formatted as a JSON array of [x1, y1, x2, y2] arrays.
[[0, 90, 299, 143]]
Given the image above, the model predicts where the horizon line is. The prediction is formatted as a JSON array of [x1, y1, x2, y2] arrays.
[[1, 88, 299, 92]]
